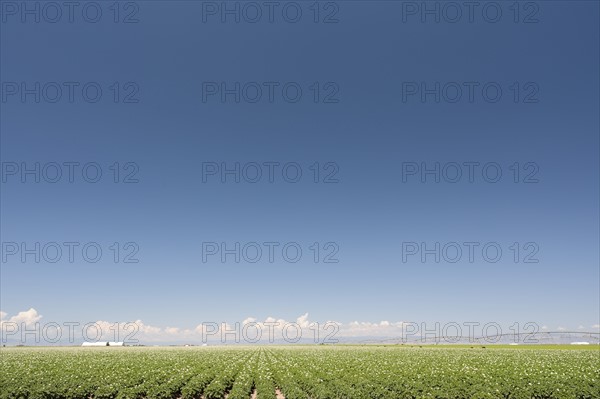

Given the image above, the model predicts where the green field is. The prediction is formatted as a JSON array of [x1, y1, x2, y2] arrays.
[[1, 346, 598, 399]]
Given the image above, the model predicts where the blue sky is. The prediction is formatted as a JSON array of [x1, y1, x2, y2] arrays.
[[1, 1, 598, 340]]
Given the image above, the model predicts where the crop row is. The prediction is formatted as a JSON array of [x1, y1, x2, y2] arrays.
[[0, 346, 598, 399]]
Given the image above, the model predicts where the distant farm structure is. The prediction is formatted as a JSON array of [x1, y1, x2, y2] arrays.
[[81, 342, 125, 347]]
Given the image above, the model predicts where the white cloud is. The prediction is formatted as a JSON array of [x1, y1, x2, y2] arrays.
[[0, 309, 44, 342], [164, 327, 180, 335], [1, 308, 43, 326], [133, 320, 162, 336], [3, 308, 598, 344], [296, 313, 310, 328]]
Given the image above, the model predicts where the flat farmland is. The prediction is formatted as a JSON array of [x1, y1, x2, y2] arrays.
[[0, 346, 598, 399]]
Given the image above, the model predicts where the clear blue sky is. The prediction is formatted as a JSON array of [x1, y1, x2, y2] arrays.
[[1, 1, 598, 335]]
